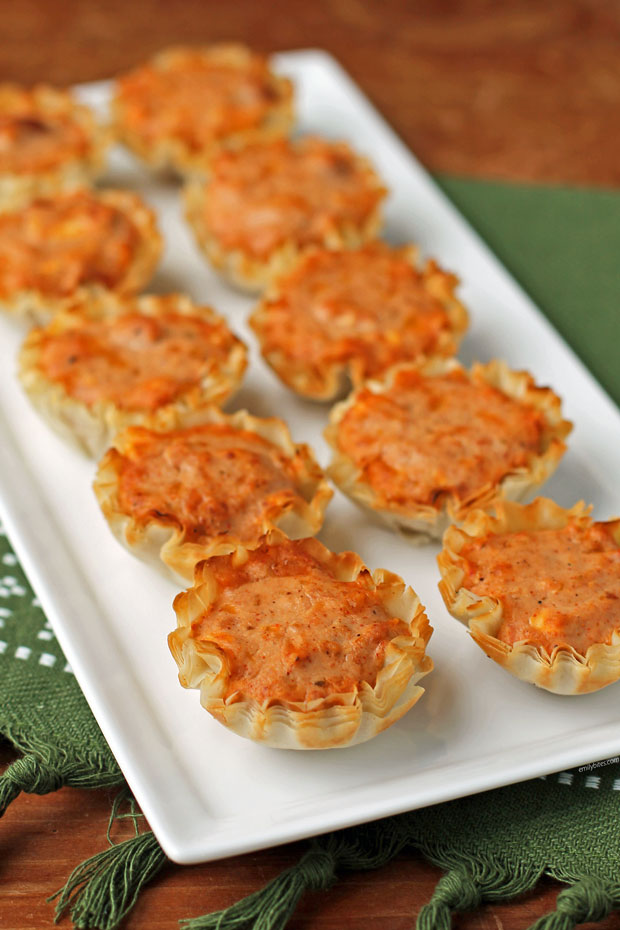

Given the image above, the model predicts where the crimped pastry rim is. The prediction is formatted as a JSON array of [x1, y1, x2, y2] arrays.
[[437, 497, 620, 694], [112, 43, 295, 177], [0, 83, 112, 212], [0, 188, 162, 324], [93, 409, 333, 584], [325, 358, 573, 538], [184, 136, 386, 293], [250, 246, 469, 400], [168, 528, 433, 749], [19, 290, 247, 458]]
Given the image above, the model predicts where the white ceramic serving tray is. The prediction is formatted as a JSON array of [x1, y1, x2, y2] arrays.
[[1, 50, 620, 865]]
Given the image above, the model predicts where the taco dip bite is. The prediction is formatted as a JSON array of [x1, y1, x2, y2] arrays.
[[93, 411, 332, 584], [113, 44, 294, 176], [437, 498, 620, 694], [326, 360, 572, 538], [19, 292, 247, 457], [185, 136, 386, 292], [169, 531, 433, 749], [0, 188, 161, 323], [250, 243, 468, 400], [0, 83, 110, 211]]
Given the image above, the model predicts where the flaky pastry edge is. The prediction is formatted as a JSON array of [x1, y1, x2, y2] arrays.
[[183, 141, 386, 294], [93, 410, 333, 584], [0, 83, 112, 213], [325, 358, 572, 539], [437, 497, 620, 694], [19, 291, 247, 457], [169, 528, 433, 748], [1, 189, 162, 325], [250, 247, 469, 400], [112, 43, 294, 177]]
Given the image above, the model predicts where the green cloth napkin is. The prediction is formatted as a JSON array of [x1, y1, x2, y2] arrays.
[[1, 178, 620, 930]]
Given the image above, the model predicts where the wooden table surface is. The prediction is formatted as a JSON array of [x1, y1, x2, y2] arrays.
[[1, 2, 619, 929]]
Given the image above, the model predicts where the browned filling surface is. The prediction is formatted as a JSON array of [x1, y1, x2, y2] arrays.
[[0, 109, 88, 174], [0, 190, 140, 298], [193, 539, 408, 702], [253, 245, 460, 383], [461, 520, 620, 654], [336, 367, 546, 509], [202, 137, 384, 257], [116, 424, 309, 543], [37, 307, 238, 411], [116, 50, 285, 150]]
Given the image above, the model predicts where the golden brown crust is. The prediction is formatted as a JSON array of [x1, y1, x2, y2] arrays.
[[184, 136, 386, 293], [112, 43, 294, 176], [0, 189, 162, 324], [0, 83, 111, 212], [325, 359, 572, 538], [93, 411, 333, 584], [249, 244, 468, 400], [437, 498, 620, 694], [18, 291, 247, 457], [168, 529, 433, 749]]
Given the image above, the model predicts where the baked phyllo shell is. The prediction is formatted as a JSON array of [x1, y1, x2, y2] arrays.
[[184, 137, 386, 293], [249, 245, 468, 401], [19, 292, 247, 457], [437, 498, 620, 694], [169, 530, 433, 749], [0, 189, 162, 324], [93, 410, 333, 584], [112, 44, 294, 176], [325, 359, 572, 539], [0, 84, 111, 212]]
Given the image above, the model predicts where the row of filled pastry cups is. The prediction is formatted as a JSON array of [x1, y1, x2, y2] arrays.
[[18, 286, 610, 714], [0, 81, 389, 297], [0, 45, 295, 210], [15, 294, 435, 751]]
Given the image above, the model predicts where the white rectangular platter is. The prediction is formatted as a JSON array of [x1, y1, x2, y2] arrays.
[[1, 50, 620, 865]]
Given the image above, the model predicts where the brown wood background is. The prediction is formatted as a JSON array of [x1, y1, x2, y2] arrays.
[[1, 1, 619, 928]]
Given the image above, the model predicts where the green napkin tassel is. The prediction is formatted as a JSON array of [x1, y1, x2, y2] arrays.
[[49, 789, 167, 929]]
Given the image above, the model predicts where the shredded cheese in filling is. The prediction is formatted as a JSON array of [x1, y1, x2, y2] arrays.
[[337, 368, 546, 509], [0, 191, 140, 298], [202, 137, 384, 257], [461, 520, 620, 654], [116, 51, 284, 150], [194, 540, 408, 702], [37, 308, 237, 410], [116, 425, 309, 543], [255, 246, 460, 381], [0, 109, 88, 174]]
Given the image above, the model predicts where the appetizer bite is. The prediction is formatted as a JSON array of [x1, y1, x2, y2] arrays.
[[169, 530, 433, 748], [250, 243, 468, 399], [437, 498, 620, 694], [19, 292, 247, 457], [0, 83, 111, 211], [113, 44, 294, 175], [326, 360, 572, 538], [185, 136, 386, 292], [0, 188, 161, 323], [93, 411, 332, 583]]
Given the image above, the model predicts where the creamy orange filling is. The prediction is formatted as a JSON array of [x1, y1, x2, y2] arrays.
[[0, 191, 139, 298], [461, 521, 620, 654], [116, 425, 307, 543], [0, 110, 88, 174], [194, 539, 408, 702], [117, 53, 283, 149], [337, 368, 546, 509], [203, 138, 384, 257], [37, 308, 235, 410], [255, 246, 459, 381]]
